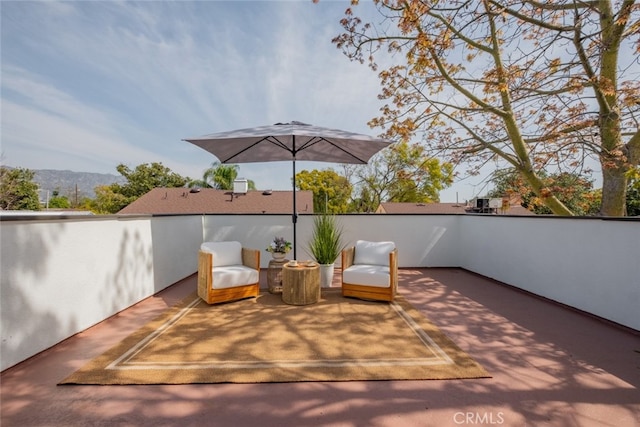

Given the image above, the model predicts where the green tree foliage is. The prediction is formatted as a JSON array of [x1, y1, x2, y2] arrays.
[[89, 185, 130, 214], [334, 0, 639, 216], [347, 186, 377, 213], [91, 162, 189, 213], [295, 169, 351, 214], [76, 197, 97, 212], [488, 169, 601, 216], [189, 162, 256, 191], [48, 190, 71, 209], [0, 167, 41, 210], [626, 167, 640, 216], [113, 162, 188, 197], [348, 141, 453, 212]]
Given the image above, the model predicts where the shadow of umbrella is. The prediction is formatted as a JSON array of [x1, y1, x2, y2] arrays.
[[183, 121, 392, 258]]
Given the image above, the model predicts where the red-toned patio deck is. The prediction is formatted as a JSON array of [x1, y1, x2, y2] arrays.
[[2, 268, 638, 427]]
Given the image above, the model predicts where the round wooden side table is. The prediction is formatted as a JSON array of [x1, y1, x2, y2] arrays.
[[267, 259, 289, 294], [282, 263, 320, 305]]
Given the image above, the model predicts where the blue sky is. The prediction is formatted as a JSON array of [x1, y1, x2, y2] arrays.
[[1, 0, 485, 202]]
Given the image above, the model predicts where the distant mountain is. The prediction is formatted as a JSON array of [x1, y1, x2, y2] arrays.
[[32, 169, 125, 200]]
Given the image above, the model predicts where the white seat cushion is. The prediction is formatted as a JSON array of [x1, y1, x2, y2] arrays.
[[353, 240, 395, 266], [343, 264, 390, 288], [201, 241, 243, 267], [212, 265, 259, 289]]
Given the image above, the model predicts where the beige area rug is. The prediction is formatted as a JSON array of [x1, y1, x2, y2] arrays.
[[60, 290, 489, 385]]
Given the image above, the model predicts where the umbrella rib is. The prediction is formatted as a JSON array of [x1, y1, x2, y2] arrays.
[[299, 137, 368, 164], [265, 136, 292, 153], [221, 136, 292, 162]]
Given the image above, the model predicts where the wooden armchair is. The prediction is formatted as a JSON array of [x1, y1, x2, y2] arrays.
[[197, 241, 260, 304], [341, 240, 398, 302]]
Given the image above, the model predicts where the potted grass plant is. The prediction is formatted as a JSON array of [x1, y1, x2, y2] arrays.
[[307, 214, 345, 287]]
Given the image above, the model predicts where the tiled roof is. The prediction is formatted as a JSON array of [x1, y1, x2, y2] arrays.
[[118, 188, 314, 215], [376, 202, 534, 215]]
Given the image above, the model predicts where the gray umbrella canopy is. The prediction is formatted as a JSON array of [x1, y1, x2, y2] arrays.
[[183, 121, 392, 164], [183, 121, 393, 258]]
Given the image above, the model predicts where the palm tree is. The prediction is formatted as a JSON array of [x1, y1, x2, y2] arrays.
[[189, 162, 255, 190]]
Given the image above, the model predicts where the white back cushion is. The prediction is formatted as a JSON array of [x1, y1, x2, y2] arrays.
[[201, 241, 243, 267], [353, 240, 395, 266]]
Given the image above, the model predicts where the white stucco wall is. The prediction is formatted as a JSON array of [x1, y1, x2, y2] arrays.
[[299, 214, 462, 268], [1, 213, 637, 371], [199, 214, 461, 268], [0, 215, 201, 371], [459, 215, 640, 331]]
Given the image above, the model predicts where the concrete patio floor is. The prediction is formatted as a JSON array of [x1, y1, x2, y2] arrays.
[[1, 268, 638, 427]]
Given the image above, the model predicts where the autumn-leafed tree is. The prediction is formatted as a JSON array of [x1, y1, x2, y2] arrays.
[[333, 0, 640, 216]]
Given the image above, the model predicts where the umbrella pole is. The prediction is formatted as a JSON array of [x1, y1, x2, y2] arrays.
[[292, 157, 297, 259]]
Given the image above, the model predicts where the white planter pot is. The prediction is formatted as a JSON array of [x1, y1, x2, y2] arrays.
[[319, 263, 335, 288], [271, 252, 286, 261]]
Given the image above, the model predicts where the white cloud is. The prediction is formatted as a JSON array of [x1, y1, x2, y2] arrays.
[[0, 1, 390, 191]]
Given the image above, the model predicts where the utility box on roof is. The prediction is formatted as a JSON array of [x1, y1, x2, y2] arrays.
[[233, 178, 248, 194]]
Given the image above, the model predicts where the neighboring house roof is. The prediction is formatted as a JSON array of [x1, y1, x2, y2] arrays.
[[118, 188, 314, 215], [376, 202, 468, 214], [376, 201, 534, 215]]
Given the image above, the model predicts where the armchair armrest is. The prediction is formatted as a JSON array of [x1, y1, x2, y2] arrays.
[[198, 250, 213, 298], [389, 247, 398, 294], [342, 246, 355, 270], [242, 247, 261, 271]]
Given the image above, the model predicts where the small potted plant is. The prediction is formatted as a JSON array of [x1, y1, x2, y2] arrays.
[[266, 236, 292, 261], [307, 214, 345, 287]]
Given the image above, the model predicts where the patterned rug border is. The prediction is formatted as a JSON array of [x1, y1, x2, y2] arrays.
[[59, 290, 490, 385]]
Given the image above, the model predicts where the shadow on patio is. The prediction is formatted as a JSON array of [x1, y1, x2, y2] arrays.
[[1, 268, 638, 427]]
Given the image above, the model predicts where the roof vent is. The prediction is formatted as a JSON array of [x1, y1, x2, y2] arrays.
[[262, 190, 272, 195], [233, 178, 248, 194], [190, 187, 201, 193]]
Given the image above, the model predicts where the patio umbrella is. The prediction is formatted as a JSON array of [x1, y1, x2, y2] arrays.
[[183, 121, 393, 258]]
